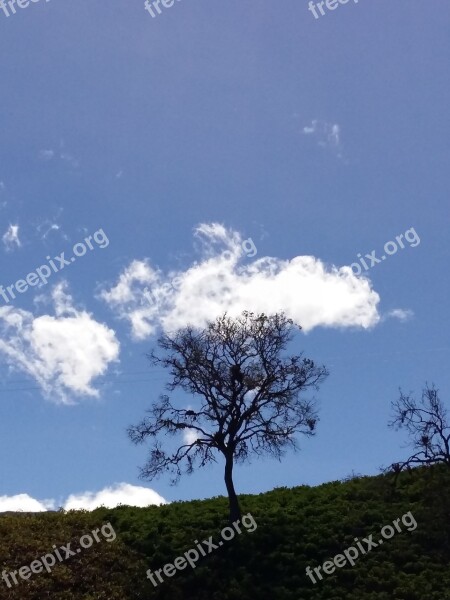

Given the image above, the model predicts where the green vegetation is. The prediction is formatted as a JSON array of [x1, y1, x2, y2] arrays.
[[1, 466, 449, 599]]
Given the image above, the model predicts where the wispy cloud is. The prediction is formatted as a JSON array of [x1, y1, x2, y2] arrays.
[[385, 308, 414, 322], [2, 224, 21, 252], [101, 223, 380, 340], [42, 223, 61, 239], [60, 151, 79, 168], [0, 182, 6, 210], [302, 119, 344, 159], [183, 429, 199, 445], [36, 208, 67, 242], [0, 283, 120, 403], [38, 141, 79, 168], [37, 221, 67, 242], [38, 149, 55, 161]]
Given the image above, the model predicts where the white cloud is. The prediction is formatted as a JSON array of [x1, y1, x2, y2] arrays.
[[59, 140, 79, 168], [63, 483, 167, 510], [101, 223, 380, 339], [328, 123, 340, 147], [0, 484, 167, 513], [38, 143, 79, 168], [0, 283, 120, 403], [99, 259, 164, 339], [2, 224, 21, 252], [41, 223, 62, 240], [38, 149, 55, 161], [36, 208, 67, 242], [60, 152, 79, 168], [0, 493, 55, 512], [302, 119, 344, 158], [183, 429, 199, 445], [303, 124, 316, 134], [385, 308, 414, 322]]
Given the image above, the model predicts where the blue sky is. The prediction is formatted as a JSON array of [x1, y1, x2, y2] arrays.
[[0, 0, 448, 511]]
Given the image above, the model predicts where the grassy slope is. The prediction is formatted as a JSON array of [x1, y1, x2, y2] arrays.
[[1, 466, 449, 599]]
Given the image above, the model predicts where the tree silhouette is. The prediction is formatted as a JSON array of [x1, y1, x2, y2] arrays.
[[389, 383, 450, 479], [128, 311, 328, 522]]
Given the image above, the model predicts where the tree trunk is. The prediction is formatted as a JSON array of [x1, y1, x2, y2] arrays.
[[224, 453, 241, 524]]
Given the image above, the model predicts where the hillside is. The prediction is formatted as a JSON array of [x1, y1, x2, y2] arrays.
[[1, 466, 449, 599]]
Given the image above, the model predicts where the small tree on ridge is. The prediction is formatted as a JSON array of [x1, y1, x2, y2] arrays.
[[128, 311, 328, 522], [389, 383, 450, 479]]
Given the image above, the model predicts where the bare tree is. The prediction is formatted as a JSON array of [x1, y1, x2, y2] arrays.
[[128, 311, 328, 522], [388, 384, 450, 478]]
